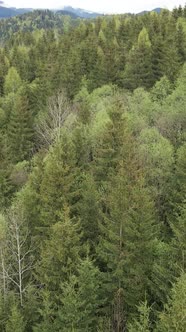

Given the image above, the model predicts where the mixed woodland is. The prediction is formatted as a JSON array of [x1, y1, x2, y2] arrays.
[[0, 4, 186, 331]]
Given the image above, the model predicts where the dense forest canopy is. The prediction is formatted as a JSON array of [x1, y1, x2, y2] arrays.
[[0, 4, 186, 331]]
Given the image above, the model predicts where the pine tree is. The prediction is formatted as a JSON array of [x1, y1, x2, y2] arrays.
[[39, 130, 80, 228], [156, 273, 186, 331], [98, 167, 157, 327], [176, 23, 186, 63], [55, 258, 103, 332], [173, 143, 186, 206], [37, 205, 81, 292], [4, 67, 22, 95], [7, 94, 34, 163], [171, 203, 186, 272], [184, 4, 186, 18], [177, 5, 183, 18], [151, 34, 166, 82], [93, 97, 133, 184], [127, 301, 151, 332], [123, 28, 153, 90], [0, 49, 9, 96], [33, 290, 55, 332], [161, 17, 180, 82], [6, 303, 25, 332], [77, 174, 101, 255], [151, 76, 172, 104]]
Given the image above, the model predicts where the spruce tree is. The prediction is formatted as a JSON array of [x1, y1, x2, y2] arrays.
[[55, 258, 103, 332], [98, 166, 158, 327], [4, 67, 22, 95], [176, 23, 186, 63], [6, 303, 25, 332], [156, 273, 186, 332], [127, 301, 151, 332], [123, 28, 153, 90], [39, 130, 80, 228], [171, 203, 186, 272], [7, 95, 34, 163], [37, 205, 81, 292], [77, 174, 101, 255]]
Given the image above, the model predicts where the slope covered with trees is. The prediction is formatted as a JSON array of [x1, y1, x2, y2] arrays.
[[0, 5, 186, 331]]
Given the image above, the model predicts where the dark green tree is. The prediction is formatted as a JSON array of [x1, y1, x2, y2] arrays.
[[123, 27, 153, 90], [7, 95, 34, 163]]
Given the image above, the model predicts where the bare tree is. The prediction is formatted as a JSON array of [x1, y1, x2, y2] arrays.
[[36, 91, 71, 148], [0, 204, 35, 307], [0, 214, 7, 298]]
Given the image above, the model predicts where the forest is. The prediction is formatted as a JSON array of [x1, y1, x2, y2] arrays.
[[0, 4, 186, 331]]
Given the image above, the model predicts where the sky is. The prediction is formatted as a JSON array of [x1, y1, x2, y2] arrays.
[[2, 0, 186, 13]]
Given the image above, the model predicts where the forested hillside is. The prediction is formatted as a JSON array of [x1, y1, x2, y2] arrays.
[[0, 5, 31, 18], [0, 10, 81, 41], [0, 5, 186, 331]]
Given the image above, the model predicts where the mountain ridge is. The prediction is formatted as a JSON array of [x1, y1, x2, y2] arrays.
[[0, 5, 164, 19], [0, 5, 32, 17], [138, 7, 163, 15]]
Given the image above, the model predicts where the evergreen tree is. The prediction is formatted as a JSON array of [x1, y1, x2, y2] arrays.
[[77, 174, 101, 255], [55, 258, 103, 331], [39, 130, 80, 228], [37, 205, 81, 292], [98, 167, 157, 327], [0, 50, 9, 96], [127, 301, 151, 332], [176, 23, 186, 63], [171, 203, 186, 272], [156, 273, 186, 331], [151, 76, 172, 104], [123, 28, 153, 90], [151, 34, 166, 82], [4, 67, 22, 95], [6, 303, 25, 332], [7, 95, 34, 163]]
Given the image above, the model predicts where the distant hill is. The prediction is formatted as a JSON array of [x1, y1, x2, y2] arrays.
[[0, 5, 102, 19], [0, 6, 18, 18], [138, 8, 163, 15], [11, 8, 33, 15], [152, 8, 163, 13], [56, 10, 79, 19], [63, 6, 103, 19], [0, 9, 80, 41], [0, 5, 164, 20], [0, 5, 32, 18]]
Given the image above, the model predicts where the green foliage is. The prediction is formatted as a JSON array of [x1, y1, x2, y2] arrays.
[[98, 167, 158, 325], [171, 203, 186, 271], [55, 258, 103, 331], [7, 95, 34, 163], [0, 6, 185, 331], [4, 67, 22, 95], [123, 28, 153, 90], [77, 174, 101, 254], [127, 301, 151, 332], [151, 76, 172, 104], [156, 273, 186, 331], [37, 205, 81, 290], [39, 130, 79, 227], [6, 303, 25, 332]]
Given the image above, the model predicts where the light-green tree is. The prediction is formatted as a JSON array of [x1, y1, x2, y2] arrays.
[[156, 273, 186, 331], [4, 67, 22, 95], [37, 205, 81, 292], [6, 303, 25, 332], [127, 301, 151, 332]]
